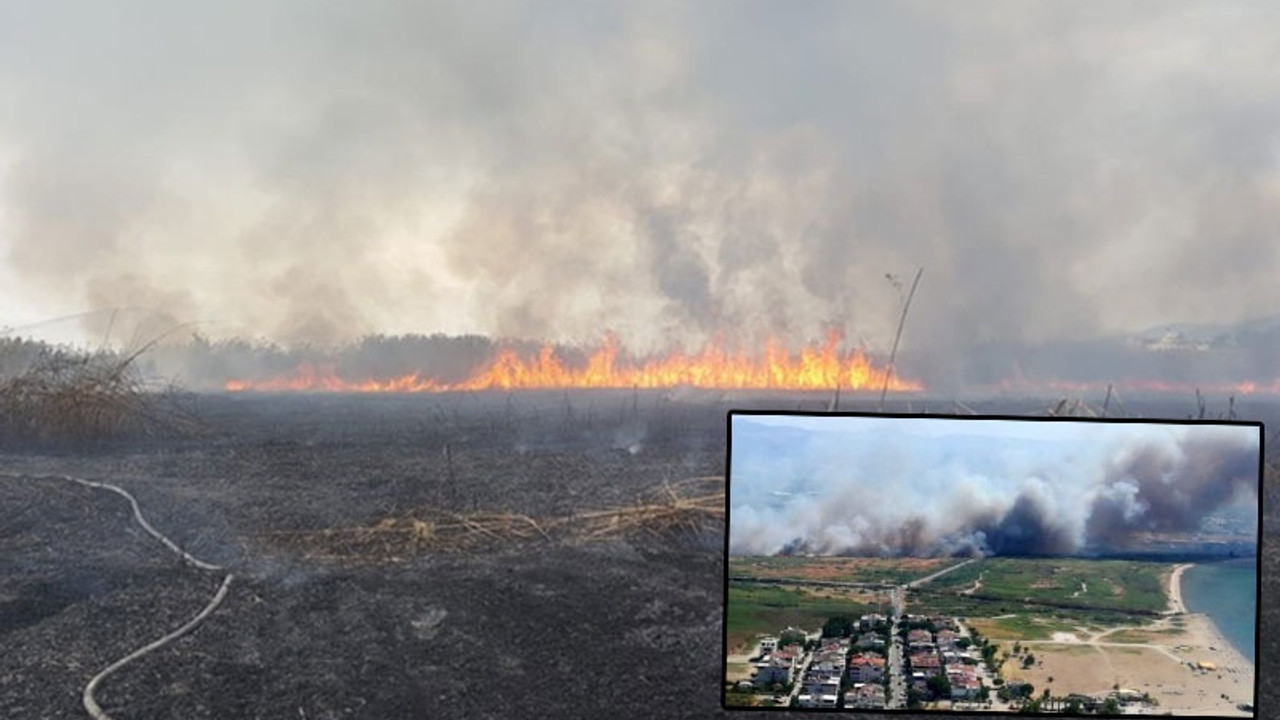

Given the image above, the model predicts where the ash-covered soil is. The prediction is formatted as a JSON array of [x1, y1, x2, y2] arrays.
[[1, 391, 1277, 719]]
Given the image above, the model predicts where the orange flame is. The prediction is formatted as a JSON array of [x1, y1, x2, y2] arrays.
[[223, 332, 923, 393]]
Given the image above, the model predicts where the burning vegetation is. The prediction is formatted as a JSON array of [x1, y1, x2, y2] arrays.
[[221, 332, 922, 394]]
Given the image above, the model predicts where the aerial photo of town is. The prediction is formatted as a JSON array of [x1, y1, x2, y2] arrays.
[[723, 413, 1260, 716]]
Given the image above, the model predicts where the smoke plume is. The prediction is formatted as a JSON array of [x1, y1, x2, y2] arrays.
[[728, 416, 1259, 557], [3, 2, 1280, 391]]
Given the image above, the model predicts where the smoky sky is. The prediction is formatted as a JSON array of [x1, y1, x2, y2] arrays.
[[728, 415, 1260, 557], [2, 1, 1280, 371]]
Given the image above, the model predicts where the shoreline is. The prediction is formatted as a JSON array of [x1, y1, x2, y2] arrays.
[[1172, 561, 1253, 669], [998, 561, 1255, 716], [1166, 562, 1192, 615]]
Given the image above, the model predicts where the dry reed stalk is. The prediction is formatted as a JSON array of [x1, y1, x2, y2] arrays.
[[880, 267, 924, 412], [254, 476, 726, 562], [0, 341, 201, 443]]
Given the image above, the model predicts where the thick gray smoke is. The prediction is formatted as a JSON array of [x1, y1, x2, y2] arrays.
[[728, 417, 1259, 557], [3, 2, 1280, 391]]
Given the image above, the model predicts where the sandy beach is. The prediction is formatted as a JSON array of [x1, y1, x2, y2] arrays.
[[999, 563, 1254, 716], [1166, 563, 1192, 614]]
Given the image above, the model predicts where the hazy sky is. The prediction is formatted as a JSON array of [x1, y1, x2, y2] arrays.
[[2, 1, 1279, 354], [729, 414, 1260, 556]]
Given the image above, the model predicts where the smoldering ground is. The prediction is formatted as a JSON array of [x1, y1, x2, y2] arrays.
[[728, 418, 1260, 557]]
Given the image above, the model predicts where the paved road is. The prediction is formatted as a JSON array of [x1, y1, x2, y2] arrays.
[[887, 585, 907, 708], [787, 644, 816, 707]]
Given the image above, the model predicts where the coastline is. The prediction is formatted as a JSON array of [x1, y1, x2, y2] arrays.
[[1172, 561, 1253, 668], [1166, 562, 1192, 614], [998, 562, 1254, 716], [1167, 562, 1255, 715]]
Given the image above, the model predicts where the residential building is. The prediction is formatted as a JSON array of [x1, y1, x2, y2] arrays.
[[907, 629, 933, 649], [845, 683, 887, 709], [807, 658, 844, 684], [803, 676, 841, 699], [854, 632, 885, 651], [936, 629, 958, 650], [796, 692, 839, 709], [909, 652, 942, 678], [847, 653, 886, 684], [753, 657, 792, 688], [947, 666, 981, 699]]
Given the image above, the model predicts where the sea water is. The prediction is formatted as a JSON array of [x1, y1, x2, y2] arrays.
[[1179, 558, 1257, 664]]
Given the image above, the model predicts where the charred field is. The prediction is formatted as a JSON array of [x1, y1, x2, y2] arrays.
[[1, 389, 1277, 719]]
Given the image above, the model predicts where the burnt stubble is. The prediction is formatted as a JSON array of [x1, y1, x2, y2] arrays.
[[1, 391, 1276, 719]]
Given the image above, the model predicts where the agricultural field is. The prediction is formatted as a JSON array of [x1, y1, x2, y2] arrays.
[[924, 557, 1173, 614], [729, 555, 953, 586], [725, 582, 884, 650]]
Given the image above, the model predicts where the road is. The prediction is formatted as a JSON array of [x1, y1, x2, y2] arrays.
[[906, 558, 977, 588], [884, 558, 975, 709], [886, 585, 907, 708], [786, 635, 819, 707]]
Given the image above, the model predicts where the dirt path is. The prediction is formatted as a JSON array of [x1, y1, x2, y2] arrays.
[[0, 472, 233, 720], [960, 571, 984, 595], [907, 558, 976, 588]]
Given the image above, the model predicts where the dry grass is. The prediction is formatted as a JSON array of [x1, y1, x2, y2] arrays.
[[0, 341, 200, 444], [254, 475, 725, 561]]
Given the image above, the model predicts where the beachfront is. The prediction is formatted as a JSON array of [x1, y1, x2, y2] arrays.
[[1000, 563, 1255, 716]]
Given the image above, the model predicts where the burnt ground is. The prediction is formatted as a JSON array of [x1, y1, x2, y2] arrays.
[[1, 390, 1277, 719]]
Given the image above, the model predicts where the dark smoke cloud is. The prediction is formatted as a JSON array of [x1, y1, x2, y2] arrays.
[[729, 417, 1259, 557], [1086, 435, 1260, 547], [2, 1, 1280, 389]]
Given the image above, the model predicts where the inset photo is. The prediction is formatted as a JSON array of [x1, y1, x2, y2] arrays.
[[723, 412, 1260, 717]]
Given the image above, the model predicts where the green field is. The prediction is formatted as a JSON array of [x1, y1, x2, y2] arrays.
[[905, 557, 1176, 639], [726, 557, 1176, 648], [730, 555, 954, 585], [905, 591, 1127, 638], [725, 581, 881, 651], [922, 558, 1172, 614], [965, 613, 1098, 641]]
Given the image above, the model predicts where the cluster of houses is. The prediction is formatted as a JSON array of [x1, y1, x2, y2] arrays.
[[744, 612, 1000, 709], [843, 653, 887, 709], [796, 637, 849, 708], [749, 614, 891, 710], [902, 616, 983, 701]]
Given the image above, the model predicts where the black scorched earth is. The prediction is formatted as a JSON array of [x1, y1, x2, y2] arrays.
[[1, 391, 1277, 719]]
